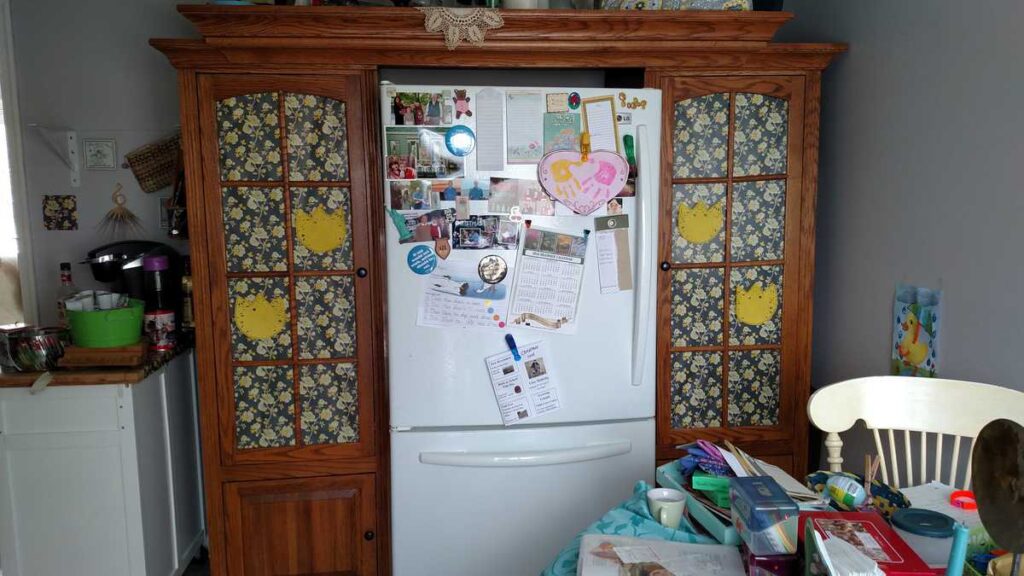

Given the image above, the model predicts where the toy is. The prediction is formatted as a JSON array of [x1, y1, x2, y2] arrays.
[[453, 90, 472, 119]]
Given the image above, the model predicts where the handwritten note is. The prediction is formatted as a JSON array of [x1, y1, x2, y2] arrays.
[[418, 258, 513, 330], [582, 96, 620, 153], [475, 88, 505, 172]]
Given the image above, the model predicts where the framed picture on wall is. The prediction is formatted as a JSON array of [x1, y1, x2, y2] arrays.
[[83, 138, 117, 170]]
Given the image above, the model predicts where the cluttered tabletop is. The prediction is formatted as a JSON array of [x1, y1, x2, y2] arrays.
[[566, 439, 1020, 576]]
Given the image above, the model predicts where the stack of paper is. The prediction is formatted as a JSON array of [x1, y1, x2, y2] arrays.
[[577, 534, 745, 576], [821, 534, 886, 576]]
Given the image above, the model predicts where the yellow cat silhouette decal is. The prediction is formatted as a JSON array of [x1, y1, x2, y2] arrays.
[[295, 206, 348, 254], [234, 294, 288, 340], [677, 201, 723, 245], [735, 282, 778, 326]]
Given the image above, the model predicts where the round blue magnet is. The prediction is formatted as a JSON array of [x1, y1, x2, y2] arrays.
[[568, 92, 581, 110], [445, 125, 476, 157], [407, 245, 437, 275]]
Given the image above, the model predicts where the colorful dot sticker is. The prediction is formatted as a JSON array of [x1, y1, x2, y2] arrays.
[[407, 245, 437, 275]]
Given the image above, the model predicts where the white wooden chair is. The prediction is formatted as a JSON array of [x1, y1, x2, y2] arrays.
[[807, 376, 1024, 489]]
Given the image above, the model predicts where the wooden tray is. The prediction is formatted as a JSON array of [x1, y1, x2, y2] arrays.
[[59, 341, 148, 368]]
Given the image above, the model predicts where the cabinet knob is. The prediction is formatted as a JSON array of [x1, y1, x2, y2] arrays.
[[660, 261, 671, 271], [364, 530, 375, 541], [356, 267, 368, 278]]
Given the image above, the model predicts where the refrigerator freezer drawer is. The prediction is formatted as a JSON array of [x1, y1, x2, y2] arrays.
[[391, 419, 654, 576]]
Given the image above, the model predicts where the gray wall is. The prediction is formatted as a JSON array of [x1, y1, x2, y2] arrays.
[[11, 0, 197, 324], [780, 1, 1024, 470]]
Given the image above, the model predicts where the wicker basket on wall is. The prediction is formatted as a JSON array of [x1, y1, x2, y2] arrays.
[[125, 131, 181, 193]]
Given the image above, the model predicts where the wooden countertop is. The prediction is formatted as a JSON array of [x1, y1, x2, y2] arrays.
[[0, 344, 192, 388]]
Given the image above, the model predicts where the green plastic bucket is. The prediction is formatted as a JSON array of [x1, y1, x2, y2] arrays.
[[67, 298, 144, 348]]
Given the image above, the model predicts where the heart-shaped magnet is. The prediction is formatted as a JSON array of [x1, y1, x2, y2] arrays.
[[537, 150, 629, 215]]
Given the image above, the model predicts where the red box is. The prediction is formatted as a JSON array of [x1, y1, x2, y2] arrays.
[[799, 511, 935, 576]]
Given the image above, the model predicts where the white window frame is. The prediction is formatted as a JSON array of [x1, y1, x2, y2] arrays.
[[0, 0, 36, 324]]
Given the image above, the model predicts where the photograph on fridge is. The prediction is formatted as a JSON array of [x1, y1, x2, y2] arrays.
[[452, 216, 519, 251], [460, 178, 489, 200], [399, 208, 455, 245], [386, 89, 452, 126], [390, 180, 435, 211], [488, 177, 555, 216], [385, 127, 465, 180]]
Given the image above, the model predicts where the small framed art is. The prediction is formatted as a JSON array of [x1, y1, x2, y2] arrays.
[[83, 138, 117, 170]]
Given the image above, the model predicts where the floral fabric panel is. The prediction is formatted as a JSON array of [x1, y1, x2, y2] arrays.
[[732, 93, 788, 177], [300, 363, 360, 445], [729, 265, 783, 346], [221, 187, 288, 272], [216, 92, 282, 182], [727, 349, 781, 427], [228, 277, 293, 361], [670, 351, 723, 429], [671, 268, 724, 348], [730, 179, 786, 262], [295, 276, 356, 360], [291, 187, 354, 271], [672, 93, 730, 179], [285, 93, 349, 182], [42, 195, 78, 231], [672, 183, 726, 264], [234, 365, 296, 450]]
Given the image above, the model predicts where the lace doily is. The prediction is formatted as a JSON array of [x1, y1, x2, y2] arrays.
[[419, 7, 504, 51]]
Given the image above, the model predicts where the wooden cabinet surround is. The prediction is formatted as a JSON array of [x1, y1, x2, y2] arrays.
[[154, 6, 843, 575]]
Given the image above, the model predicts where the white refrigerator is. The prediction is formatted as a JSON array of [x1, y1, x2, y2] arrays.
[[381, 84, 661, 576]]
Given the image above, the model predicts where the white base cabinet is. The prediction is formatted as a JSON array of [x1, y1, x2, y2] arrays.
[[0, 352, 204, 576]]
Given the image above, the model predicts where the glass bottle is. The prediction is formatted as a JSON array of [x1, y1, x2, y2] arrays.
[[56, 262, 78, 327], [143, 256, 176, 351]]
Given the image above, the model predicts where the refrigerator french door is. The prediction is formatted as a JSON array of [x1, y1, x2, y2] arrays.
[[382, 84, 661, 576]]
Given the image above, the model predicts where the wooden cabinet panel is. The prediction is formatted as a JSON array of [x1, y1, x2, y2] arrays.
[[653, 74, 815, 475], [197, 74, 377, 465], [225, 474, 377, 576]]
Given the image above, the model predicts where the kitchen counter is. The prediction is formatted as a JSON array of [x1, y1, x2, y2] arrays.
[[0, 340, 193, 387]]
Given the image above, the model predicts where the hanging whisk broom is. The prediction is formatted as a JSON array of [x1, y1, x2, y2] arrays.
[[97, 183, 144, 238]]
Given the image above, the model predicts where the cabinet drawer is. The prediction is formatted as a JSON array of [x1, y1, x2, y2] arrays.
[[0, 386, 122, 435]]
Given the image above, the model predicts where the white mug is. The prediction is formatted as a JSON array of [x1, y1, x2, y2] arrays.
[[646, 488, 686, 529]]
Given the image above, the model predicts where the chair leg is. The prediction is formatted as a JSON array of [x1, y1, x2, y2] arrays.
[[825, 432, 844, 472]]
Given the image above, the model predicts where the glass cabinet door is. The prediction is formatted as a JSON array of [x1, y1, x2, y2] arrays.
[[200, 75, 376, 464], [658, 76, 805, 453]]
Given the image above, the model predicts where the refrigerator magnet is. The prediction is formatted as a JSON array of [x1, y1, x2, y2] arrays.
[[435, 237, 451, 260], [477, 255, 508, 285], [568, 91, 581, 110], [445, 125, 476, 157], [407, 245, 437, 275]]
